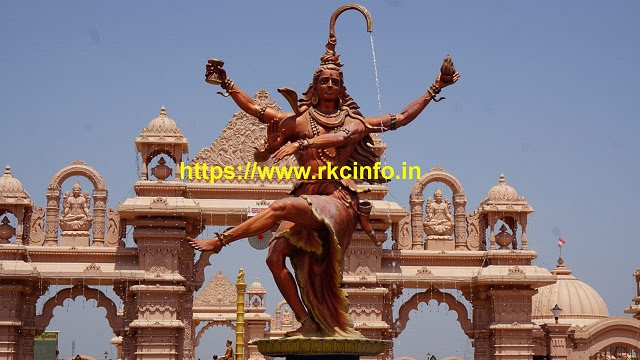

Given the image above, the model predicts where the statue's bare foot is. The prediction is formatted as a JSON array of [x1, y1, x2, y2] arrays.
[[284, 317, 321, 337], [188, 236, 223, 253]]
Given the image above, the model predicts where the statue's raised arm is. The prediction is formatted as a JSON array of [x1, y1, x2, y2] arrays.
[[364, 55, 460, 133], [205, 59, 294, 125]]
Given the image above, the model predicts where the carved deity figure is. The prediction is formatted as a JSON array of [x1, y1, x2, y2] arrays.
[[423, 188, 454, 237], [59, 182, 92, 231], [191, 5, 459, 338], [282, 307, 293, 326]]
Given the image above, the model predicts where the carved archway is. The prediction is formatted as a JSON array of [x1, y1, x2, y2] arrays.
[[394, 288, 473, 338], [194, 321, 236, 347], [44, 160, 108, 246], [576, 318, 640, 358], [409, 167, 467, 250], [35, 284, 123, 336]]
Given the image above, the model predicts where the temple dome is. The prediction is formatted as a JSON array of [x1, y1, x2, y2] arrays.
[[141, 106, 183, 136], [248, 279, 266, 294], [0, 165, 29, 199], [485, 173, 521, 202], [532, 258, 609, 327]]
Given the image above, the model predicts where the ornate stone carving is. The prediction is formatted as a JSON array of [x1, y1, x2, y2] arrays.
[[193, 271, 236, 307], [465, 210, 481, 250], [410, 168, 467, 250], [423, 188, 454, 239], [282, 307, 292, 326], [394, 214, 412, 250], [508, 266, 525, 276], [416, 267, 433, 276], [59, 182, 92, 231], [104, 208, 122, 247], [190, 90, 297, 184], [29, 205, 45, 246], [150, 196, 168, 207], [83, 263, 103, 273]]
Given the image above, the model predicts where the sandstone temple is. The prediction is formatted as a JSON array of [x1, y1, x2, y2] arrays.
[[0, 92, 638, 359]]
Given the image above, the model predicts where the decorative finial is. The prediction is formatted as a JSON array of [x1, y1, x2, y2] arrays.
[[499, 173, 506, 183], [4, 165, 11, 176], [321, 4, 373, 68], [557, 256, 564, 266], [160, 105, 166, 115], [1, 216, 9, 225]]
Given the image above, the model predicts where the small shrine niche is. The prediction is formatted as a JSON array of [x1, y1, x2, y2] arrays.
[[135, 106, 188, 181], [423, 187, 455, 243], [273, 300, 299, 333], [58, 179, 93, 246], [476, 173, 534, 250], [408, 167, 468, 250], [44, 160, 119, 247], [0, 164, 33, 245], [247, 279, 266, 310]]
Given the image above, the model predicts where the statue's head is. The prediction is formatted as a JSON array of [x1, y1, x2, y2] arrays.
[[72, 182, 82, 196], [312, 65, 344, 106], [226, 339, 233, 346], [434, 188, 443, 202]]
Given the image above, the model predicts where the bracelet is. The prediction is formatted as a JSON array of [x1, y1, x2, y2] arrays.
[[388, 113, 398, 130], [258, 105, 268, 124], [221, 77, 234, 90], [427, 83, 445, 102], [339, 127, 352, 139], [296, 139, 310, 151]]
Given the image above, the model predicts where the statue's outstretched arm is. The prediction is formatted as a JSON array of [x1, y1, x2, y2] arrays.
[[205, 60, 293, 124], [364, 72, 459, 133]]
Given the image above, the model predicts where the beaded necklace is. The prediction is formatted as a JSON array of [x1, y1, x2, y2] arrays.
[[308, 113, 343, 164], [309, 106, 346, 128]]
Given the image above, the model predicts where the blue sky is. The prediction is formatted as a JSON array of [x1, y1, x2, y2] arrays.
[[2, 1, 639, 359]]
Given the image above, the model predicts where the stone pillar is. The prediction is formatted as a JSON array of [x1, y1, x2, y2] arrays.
[[488, 288, 537, 360], [44, 187, 60, 246], [519, 214, 528, 250], [0, 285, 20, 359], [469, 287, 491, 360], [180, 293, 195, 360], [453, 194, 467, 250], [541, 323, 571, 360], [111, 336, 123, 360], [129, 284, 185, 359], [141, 160, 148, 181], [92, 189, 108, 247], [409, 196, 424, 250], [14, 208, 24, 246], [488, 214, 497, 250], [236, 269, 246, 360], [17, 289, 40, 360]]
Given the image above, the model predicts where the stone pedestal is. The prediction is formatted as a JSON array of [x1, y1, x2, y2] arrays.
[[59, 231, 90, 246], [252, 337, 388, 360], [424, 235, 454, 250]]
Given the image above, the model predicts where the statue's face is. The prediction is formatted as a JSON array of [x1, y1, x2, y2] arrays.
[[73, 187, 81, 197], [315, 69, 342, 104], [435, 193, 442, 203]]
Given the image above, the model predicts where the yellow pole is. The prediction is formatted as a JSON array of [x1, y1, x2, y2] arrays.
[[235, 268, 246, 360]]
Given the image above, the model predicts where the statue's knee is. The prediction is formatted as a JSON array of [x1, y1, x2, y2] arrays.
[[269, 199, 289, 216], [266, 252, 283, 271]]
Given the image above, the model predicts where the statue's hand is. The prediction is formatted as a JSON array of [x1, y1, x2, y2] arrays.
[[205, 59, 227, 85], [188, 236, 224, 254], [435, 72, 460, 89], [272, 142, 299, 162], [266, 121, 281, 148]]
